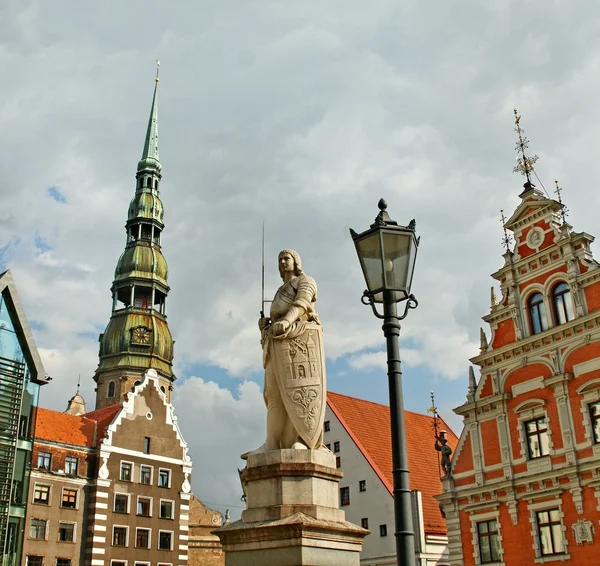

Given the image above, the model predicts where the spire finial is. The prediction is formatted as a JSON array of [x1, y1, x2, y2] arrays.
[[513, 109, 539, 192], [554, 180, 569, 225], [500, 209, 513, 252], [138, 61, 160, 171], [76, 374, 81, 395]]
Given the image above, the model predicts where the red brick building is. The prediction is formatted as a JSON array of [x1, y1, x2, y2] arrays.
[[438, 180, 600, 565]]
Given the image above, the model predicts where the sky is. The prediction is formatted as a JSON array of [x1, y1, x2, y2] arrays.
[[3, 0, 600, 518]]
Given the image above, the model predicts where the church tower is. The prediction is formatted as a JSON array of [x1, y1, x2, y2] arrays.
[[94, 67, 174, 409]]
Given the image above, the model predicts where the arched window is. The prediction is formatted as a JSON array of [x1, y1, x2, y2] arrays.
[[553, 282, 574, 325], [107, 381, 115, 398], [528, 292, 548, 335]]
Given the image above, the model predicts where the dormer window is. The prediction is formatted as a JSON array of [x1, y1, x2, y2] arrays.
[[553, 282, 574, 325], [528, 292, 548, 335]]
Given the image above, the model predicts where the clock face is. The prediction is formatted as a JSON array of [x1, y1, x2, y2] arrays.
[[132, 327, 151, 345]]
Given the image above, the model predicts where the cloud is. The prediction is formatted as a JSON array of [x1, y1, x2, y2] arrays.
[[172, 377, 265, 519]]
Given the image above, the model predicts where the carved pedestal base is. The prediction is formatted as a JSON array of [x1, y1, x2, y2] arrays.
[[215, 449, 368, 566]]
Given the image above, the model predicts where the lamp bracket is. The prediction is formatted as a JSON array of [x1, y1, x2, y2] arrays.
[[361, 291, 418, 320]]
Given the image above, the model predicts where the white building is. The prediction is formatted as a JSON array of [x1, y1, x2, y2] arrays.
[[325, 391, 458, 566]]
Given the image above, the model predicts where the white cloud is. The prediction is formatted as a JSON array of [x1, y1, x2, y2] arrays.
[[172, 377, 265, 519]]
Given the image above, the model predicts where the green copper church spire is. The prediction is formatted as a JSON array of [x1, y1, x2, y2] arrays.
[[138, 61, 160, 171], [94, 63, 175, 410]]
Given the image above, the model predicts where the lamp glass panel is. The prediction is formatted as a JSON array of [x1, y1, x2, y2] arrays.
[[382, 230, 413, 294], [355, 231, 384, 295]]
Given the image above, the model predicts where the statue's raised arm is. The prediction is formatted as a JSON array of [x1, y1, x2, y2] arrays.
[[250, 249, 326, 454]]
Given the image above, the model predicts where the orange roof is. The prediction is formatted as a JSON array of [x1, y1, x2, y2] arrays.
[[327, 391, 459, 535], [35, 404, 121, 448]]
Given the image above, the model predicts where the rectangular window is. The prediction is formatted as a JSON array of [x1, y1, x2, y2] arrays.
[[114, 494, 129, 514], [340, 486, 350, 506], [336, 456, 341, 468], [525, 417, 550, 459], [112, 526, 128, 547], [58, 523, 75, 543], [111, 563, 126, 566], [19, 415, 29, 437], [120, 461, 132, 481], [160, 499, 173, 519], [537, 509, 565, 556], [27, 558, 43, 566], [359, 480, 366, 492], [65, 456, 78, 476], [138, 497, 151, 517], [158, 468, 171, 488], [30, 519, 47, 539], [140, 465, 152, 485], [477, 519, 500, 563], [56, 559, 71, 566], [590, 402, 600, 443], [33, 484, 50, 505], [361, 517, 369, 529], [61, 489, 77, 509], [158, 531, 173, 550], [37, 452, 51, 470], [136, 528, 150, 549], [333, 441, 340, 453], [380, 524, 388, 537], [143, 437, 151, 454], [324, 420, 330, 432]]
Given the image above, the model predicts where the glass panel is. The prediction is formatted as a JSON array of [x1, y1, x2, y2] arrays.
[[539, 525, 552, 555], [538, 511, 549, 523], [549, 509, 560, 522], [479, 536, 491, 562], [382, 230, 413, 295], [490, 532, 500, 561], [478, 522, 489, 534], [539, 430, 550, 456], [551, 524, 564, 552], [355, 232, 384, 296]]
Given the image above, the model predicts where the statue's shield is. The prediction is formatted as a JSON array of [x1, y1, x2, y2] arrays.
[[271, 322, 326, 449]]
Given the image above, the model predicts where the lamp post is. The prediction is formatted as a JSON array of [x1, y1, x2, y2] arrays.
[[350, 198, 419, 566]]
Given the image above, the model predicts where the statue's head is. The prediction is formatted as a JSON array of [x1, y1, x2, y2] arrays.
[[278, 249, 303, 279]]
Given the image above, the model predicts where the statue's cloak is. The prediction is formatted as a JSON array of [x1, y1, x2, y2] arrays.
[[270, 321, 326, 449]]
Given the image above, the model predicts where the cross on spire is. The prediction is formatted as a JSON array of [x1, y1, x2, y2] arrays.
[[513, 109, 539, 191], [500, 209, 513, 252], [554, 180, 569, 225]]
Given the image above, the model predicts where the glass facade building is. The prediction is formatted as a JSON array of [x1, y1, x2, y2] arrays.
[[0, 271, 49, 566]]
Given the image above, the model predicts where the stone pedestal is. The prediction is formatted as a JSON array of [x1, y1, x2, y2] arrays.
[[215, 449, 368, 566]]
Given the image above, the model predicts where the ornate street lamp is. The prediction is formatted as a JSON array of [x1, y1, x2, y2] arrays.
[[350, 198, 419, 566]]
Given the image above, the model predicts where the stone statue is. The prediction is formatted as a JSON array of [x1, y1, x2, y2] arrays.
[[435, 432, 453, 477], [251, 249, 326, 453]]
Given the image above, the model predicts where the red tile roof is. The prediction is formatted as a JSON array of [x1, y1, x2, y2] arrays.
[[327, 391, 459, 535], [35, 404, 121, 448]]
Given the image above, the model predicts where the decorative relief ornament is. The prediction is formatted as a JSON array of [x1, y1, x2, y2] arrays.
[[98, 457, 109, 480], [181, 473, 191, 494], [131, 326, 152, 345], [572, 519, 594, 545], [526, 227, 544, 250]]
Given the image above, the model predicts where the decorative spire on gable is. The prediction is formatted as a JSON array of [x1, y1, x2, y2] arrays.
[[554, 179, 569, 225], [467, 367, 477, 402], [500, 209, 513, 253], [513, 109, 539, 196]]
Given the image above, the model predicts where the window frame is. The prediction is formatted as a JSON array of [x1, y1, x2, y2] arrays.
[[107, 381, 115, 398], [61, 487, 78, 509], [158, 530, 174, 551], [528, 291, 548, 335], [137, 495, 153, 517], [552, 282, 574, 325], [65, 456, 78, 476], [159, 498, 175, 520], [26, 558, 44, 566], [340, 486, 350, 506], [359, 480, 366, 492], [135, 527, 151, 549], [114, 492, 130, 514], [37, 451, 52, 471], [536, 508, 565, 557], [143, 436, 151, 454], [112, 525, 129, 547], [324, 420, 330, 432], [158, 467, 171, 488], [57, 522, 76, 543], [120, 460, 134, 482], [30, 518, 47, 540], [379, 524, 388, 537], [33, 484, 50, 505], [333, 441, 340, 453], [361, 517, 369, 529], [56, 559, 72, 566], [140, 464, 153, 485], [110, 561, 128, 566], [525, 416, 550, 459], [476, 519, 500, 564], [335, 456, 341, 468]]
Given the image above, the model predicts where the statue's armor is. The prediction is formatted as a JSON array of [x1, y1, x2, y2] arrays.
[[270, 274, 318, 324]]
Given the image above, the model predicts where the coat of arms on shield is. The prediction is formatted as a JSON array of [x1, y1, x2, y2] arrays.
[[271, 322, 326, 449]]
